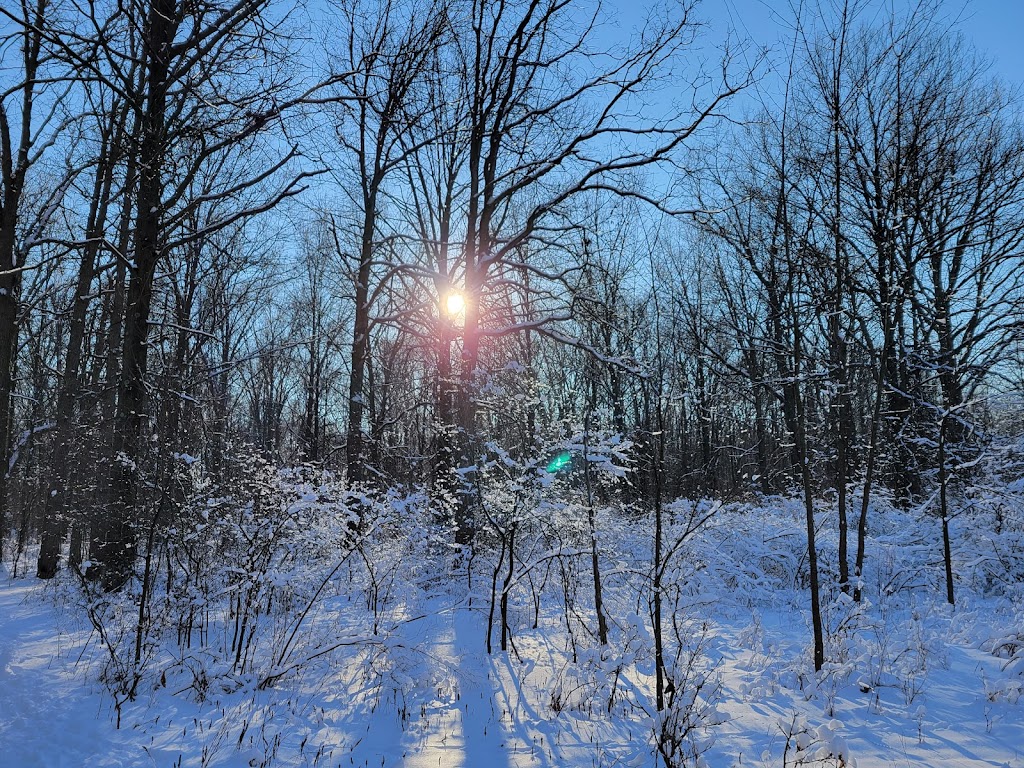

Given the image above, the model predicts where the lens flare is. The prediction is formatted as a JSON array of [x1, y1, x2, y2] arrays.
[[546, 452, 572, 472]]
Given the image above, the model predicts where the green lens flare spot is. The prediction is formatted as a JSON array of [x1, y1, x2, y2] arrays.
[[547, 452, 572, 472]]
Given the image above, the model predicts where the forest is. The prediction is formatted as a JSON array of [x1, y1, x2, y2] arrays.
[[1, 0, 1023, 765]]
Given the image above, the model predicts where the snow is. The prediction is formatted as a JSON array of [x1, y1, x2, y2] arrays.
[[2, 490, 1023, 768], [0, 579, 131, 767]]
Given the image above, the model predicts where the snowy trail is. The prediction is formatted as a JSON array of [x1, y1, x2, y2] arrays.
[[0, 575, 131, 768], [341, 604, 571, 768], [384, 607, 515, 768], [379, 607, 647, 768]]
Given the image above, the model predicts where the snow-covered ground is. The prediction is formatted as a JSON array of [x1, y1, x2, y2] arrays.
[[2, 493, 1023, 767]]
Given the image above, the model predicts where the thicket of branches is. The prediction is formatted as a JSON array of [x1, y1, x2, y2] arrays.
[[2, 0, 1024, 698]]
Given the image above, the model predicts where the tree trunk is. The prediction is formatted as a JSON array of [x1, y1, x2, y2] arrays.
[[583, 416, 609, 647], [792, 330, 824, 672], [0, 268, 18, 566], [651, 383, 666, 711], [346, 200, 376, 487], [938, 416, 955, 606], [89, 0, 175, 591]]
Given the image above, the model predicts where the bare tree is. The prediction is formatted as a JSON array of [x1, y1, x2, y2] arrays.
[[0, 0, 75, 563], [447, 0, 746, 541], [37, 0, 339, 589], [323, 0, 450, 488]]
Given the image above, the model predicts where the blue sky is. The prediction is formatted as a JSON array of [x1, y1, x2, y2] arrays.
[[955, 0, 1024, 85], [692, 0, 1024, 87]]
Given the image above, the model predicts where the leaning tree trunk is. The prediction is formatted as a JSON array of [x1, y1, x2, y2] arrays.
[[938, 414, 955, 606], [792, 328, 824, 672]]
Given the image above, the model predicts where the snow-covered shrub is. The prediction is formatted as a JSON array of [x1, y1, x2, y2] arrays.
[[984, 624, 1024, 686], [654, 619, 728, 768], [73, 444, 449, 732], [549, 642, 638, 717], [464, 421, 636, 657], [162, 458, 361, 680], [957, 487, 1024, 600], [777, 714, 854, 767], [856, 600, 943, 713], [983, 671, 1023, 705], [72, 577, 154, 723]]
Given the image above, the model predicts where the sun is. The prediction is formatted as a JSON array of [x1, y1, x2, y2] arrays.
[[445, 292, 466, 318]]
